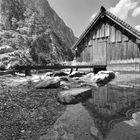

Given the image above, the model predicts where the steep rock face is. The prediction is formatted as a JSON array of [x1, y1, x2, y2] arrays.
[[28, 0, 76, 48], [0, 0, 76, 70]]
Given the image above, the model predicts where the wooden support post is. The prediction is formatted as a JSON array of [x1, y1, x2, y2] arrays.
[[70, 68, 73, 74]]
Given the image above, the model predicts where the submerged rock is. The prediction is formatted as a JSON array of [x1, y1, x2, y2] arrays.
[[57, 88, 92, 104]]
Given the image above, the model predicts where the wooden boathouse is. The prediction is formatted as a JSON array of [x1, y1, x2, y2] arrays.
[[72, 6, 140, 72]]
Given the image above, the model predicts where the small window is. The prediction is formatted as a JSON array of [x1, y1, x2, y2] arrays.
[[105, 23, 110, 37], [100, 24, 105, 38], [92, 30, 96, 39], [110, 26, 116, 43], [96, 27, 100, 38], [116, 30, 122, 42], [88, 40, 92, 47]]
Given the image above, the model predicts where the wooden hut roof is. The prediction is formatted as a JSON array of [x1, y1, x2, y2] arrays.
[[72, 6, 140, 49]]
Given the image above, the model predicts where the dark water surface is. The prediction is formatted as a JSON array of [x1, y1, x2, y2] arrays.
[[82, 84, 140, 138]]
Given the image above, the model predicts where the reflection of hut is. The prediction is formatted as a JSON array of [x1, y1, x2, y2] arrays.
[[73, 6, 140, 71]]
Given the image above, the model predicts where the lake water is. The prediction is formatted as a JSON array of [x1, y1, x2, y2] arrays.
[[82, 84, 140, 138]]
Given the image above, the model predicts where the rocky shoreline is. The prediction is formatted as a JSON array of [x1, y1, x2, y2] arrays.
[[0, 70, 116, 139]]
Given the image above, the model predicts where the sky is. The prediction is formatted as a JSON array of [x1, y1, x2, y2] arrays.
[[48, 0, 140, 37]]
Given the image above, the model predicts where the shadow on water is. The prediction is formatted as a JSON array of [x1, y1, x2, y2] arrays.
[[82, 84, 140, 138]]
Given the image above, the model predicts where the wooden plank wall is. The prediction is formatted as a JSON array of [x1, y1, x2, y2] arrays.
[[76, 18, 140, 71], [107, 23, 140, 71]]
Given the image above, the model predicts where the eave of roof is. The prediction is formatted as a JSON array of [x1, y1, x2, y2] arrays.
[[105, 10, 140, 39], [72, 6, 140, 50]]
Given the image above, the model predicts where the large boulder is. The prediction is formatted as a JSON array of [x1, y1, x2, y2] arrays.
[[35, 78, 60, 89], [95, 71, 116, 86], [78, 71, 117, 87], [57, 88, 92, 104]]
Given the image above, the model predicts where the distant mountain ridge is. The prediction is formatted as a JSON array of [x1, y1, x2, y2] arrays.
[[0, 0, 76, 70]]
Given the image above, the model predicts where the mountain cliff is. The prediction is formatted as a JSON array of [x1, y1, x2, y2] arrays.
[[0, 0, 76, 70]]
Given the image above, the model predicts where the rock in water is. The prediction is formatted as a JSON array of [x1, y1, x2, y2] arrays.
[[53, 71, 69, 77], [57, 88, 92, 104], [35, 78, 60, 89], [69, 71, 86, 78], [95, 71, 115, 86]]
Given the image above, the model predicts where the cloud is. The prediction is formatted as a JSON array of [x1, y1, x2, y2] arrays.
[[135, 25, 140, 31], [109, 0, 138, 20], [132, 6, 140, 17]]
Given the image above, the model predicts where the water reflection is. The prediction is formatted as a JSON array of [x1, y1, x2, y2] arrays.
[[83, 84, 140, 138]]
